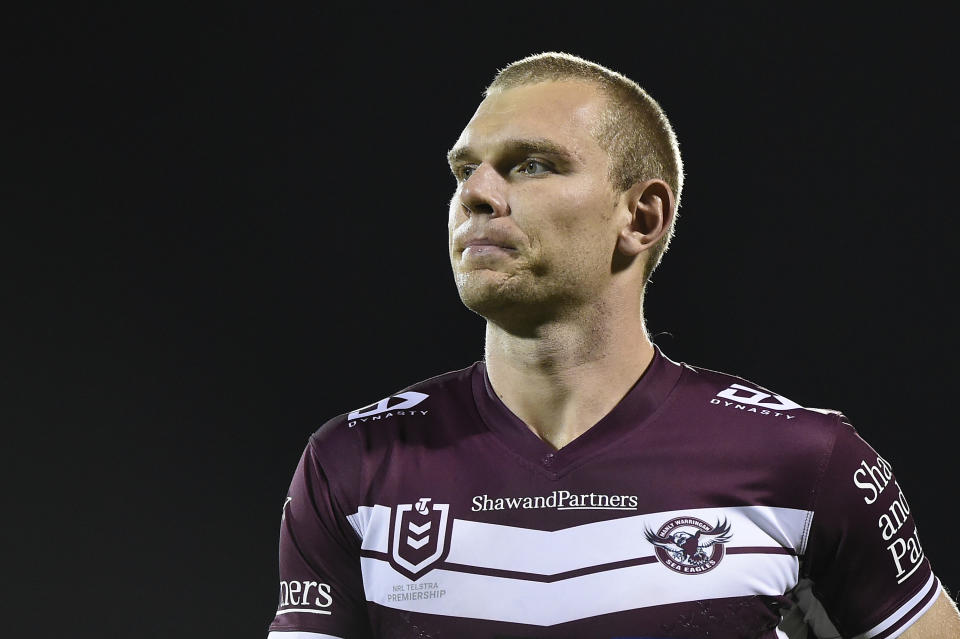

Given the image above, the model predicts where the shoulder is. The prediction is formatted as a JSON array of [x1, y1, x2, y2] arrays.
[[308, 362, 481, 452], [666, 354, 858, 469], [661, 355, 868, 512], [298, 363, 481, 508], [676, 356, 846, 425]]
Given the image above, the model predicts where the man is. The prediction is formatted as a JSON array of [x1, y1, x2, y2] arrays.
[[267, 53, 959, 638]]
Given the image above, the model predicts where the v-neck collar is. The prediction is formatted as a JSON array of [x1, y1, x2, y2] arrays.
[[470, 345, 684, 478]]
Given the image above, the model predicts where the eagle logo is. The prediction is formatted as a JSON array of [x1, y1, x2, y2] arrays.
[[645, 516, 732, 574]]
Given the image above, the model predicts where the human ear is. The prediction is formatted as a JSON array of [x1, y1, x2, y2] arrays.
[[616, 179, 675, 257]]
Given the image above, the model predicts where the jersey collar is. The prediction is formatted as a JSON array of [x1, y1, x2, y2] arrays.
[[471, 344, 684, 477]]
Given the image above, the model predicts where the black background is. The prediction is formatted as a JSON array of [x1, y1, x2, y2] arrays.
[[8, 3, 958, 637]]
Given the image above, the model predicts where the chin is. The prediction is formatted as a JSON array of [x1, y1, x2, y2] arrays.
[[457, 284, 511, 317], [455, 272, 513, 312], [456, 274, 554, 329]]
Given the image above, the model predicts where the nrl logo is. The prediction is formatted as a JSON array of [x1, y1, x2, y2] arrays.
[[645, 516, 733, 574], [388, 497, 453, 581]]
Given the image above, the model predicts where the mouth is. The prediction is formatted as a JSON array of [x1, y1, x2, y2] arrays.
[[457, 240, 518, 264], [452, 226, 520, 261], [462, 243, 515, 256]]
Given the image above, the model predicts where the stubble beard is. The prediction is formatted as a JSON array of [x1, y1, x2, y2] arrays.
[[454, 263, 596, 336]]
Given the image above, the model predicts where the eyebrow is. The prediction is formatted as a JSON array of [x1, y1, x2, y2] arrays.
[[446, 137, 581, 168]]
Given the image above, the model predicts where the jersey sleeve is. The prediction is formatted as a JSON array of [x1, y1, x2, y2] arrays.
[[802, 415, 941, 639], [267, 436, 372, 639]]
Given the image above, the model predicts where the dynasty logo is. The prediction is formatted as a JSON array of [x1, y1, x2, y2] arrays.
[[348, 392, 430, 427], [710, 383, 801, 420], [645, 517, 733, 574], [347, 391, 430, 428]]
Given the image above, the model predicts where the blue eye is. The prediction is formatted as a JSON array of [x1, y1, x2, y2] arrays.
[[458, 165, 477, 181]]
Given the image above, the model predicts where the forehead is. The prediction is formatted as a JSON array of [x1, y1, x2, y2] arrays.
[[451, 80, 608, 160]]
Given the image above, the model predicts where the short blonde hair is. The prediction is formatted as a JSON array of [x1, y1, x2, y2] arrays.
[[486, 52, 683, 283]]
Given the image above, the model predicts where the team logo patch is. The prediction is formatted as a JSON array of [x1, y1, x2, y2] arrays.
[[388, 498, 453, 581], [348, 391, 429, 420], [715, 383, 800, 410], [645, 517, 732, 574]]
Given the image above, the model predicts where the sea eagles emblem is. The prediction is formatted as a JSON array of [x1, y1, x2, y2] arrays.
[[645, 516, 732, 574]]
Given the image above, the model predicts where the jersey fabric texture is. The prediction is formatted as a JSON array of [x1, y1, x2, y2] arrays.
[[267, 347, 940, 639]]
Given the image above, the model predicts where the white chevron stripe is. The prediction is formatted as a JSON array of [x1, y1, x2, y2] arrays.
[[408, 521, 431, 535], [407, 534, 430, 549], [362, 551, 799, 625], [351, 505, 809, 575]]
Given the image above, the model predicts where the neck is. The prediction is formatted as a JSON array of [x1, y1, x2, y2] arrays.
[[483, 297, 654, 450]]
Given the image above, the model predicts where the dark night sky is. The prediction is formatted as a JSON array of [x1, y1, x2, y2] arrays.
[[7, 4, 958, 637]]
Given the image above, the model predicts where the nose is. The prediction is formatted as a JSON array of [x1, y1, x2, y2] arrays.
[[459, 164, 509, 217]]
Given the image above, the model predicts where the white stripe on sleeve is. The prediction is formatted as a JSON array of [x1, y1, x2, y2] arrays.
[[852, 573, 940, 639]]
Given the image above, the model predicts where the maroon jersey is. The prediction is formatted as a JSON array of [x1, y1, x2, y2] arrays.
[[267, 347, 940, 638]]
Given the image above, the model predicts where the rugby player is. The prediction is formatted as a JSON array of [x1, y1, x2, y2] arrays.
[[267, 52, 960, 638]]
